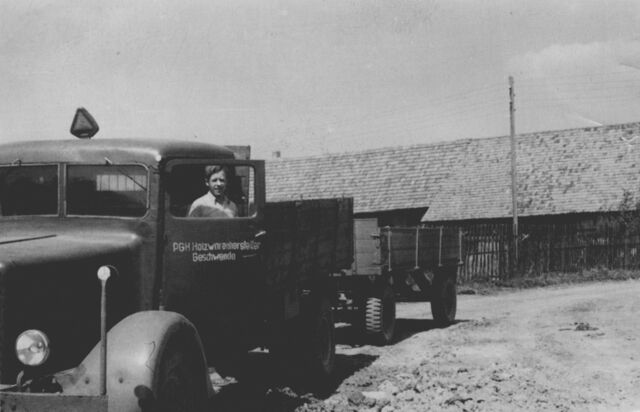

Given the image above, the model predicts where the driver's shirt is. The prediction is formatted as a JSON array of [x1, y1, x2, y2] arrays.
[[188, 192, 238, 218]]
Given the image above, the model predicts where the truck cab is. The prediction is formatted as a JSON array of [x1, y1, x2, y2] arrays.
[[0, 137, 269, 410]]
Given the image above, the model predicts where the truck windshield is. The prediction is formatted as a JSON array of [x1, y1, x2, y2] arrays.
[[67, 165, 148, 217], [0, 165, 58, 216]]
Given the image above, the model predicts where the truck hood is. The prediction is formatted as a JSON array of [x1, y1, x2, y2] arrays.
[[0, 227, 142, 270], [0, 224, 145, 383]]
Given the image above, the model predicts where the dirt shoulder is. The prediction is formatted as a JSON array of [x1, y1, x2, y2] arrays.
[[210, 279, 640, 411], [299, 279, 640, 412]]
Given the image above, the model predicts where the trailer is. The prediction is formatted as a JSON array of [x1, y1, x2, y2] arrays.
[[333, 218, 463, 344]]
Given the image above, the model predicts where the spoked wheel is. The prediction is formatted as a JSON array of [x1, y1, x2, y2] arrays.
[[430, 270, 457, 327], [364, 284, 396, 345], [155, 334, 208, 412]]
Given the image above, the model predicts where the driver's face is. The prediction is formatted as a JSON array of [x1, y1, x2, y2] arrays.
[[206, 170, 227, 198]]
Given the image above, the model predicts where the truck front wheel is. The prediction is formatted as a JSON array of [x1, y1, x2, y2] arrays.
[[430, 270, 457, 326], [365, 285, 396, 345]]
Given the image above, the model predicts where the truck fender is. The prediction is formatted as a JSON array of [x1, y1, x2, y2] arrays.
[[56, 311, 212, 411]]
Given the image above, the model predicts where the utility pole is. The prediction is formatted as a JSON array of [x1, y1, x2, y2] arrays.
[[509, 76, 519, 275]]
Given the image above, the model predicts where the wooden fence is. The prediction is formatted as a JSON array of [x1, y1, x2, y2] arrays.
[[446, 222, 640, 282]]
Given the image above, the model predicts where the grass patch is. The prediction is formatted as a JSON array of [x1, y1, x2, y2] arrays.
[[458, 269, 640, 295]]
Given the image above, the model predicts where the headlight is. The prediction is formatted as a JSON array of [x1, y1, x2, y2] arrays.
[[97, 265, 113, 281], [16, 330, 50, 366]]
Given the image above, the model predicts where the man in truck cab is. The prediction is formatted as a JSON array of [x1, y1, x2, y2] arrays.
[[188, 165, 238, 218], [168, 162, 255, 218]]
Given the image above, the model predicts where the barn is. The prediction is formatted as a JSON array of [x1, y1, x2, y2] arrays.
[[266, 122, 640, 280]]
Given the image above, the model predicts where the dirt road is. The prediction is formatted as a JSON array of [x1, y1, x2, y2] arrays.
[[212, 279, 640, 411]]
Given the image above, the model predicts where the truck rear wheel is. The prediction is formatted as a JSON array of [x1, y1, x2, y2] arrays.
[[365, 285, 396, 345], [430, 270, 457, 326], [270, 295, 336, 389], [155, 332, 209, 412], [303, 296, 336, 382]]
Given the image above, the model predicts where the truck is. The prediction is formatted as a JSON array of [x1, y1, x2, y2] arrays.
[[332, 219, 462, 344], [0, 109, 353, 411]]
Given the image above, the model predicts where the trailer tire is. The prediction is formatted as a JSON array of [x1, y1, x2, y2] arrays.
[[365, 285, 396, 345], [430, 271, 457, 326]]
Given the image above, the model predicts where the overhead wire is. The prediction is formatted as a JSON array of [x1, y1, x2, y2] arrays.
[[277, 69, 640, 154], [321, 98, 507, 147]]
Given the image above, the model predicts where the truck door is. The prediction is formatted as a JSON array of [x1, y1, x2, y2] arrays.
[[160, 159, 265, 353]]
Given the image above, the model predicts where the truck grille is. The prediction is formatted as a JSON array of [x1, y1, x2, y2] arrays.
[[0, 266, 127, 384]]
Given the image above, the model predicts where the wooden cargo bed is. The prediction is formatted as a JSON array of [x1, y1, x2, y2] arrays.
[[380, 226, 463, 273], [351, 223, 463, 276], [263, 198, 353, 288]]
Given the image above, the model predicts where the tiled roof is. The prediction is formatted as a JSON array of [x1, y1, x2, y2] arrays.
[[265, 122, 640, 220], [423, 123, 640, 221], [265, 141, 471, 214]]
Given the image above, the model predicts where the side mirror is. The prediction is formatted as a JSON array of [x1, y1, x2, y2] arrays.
[[70, 107, 99, 139]]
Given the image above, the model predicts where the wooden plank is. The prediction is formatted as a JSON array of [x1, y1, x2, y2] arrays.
[[264, 198, 353, 286], [355, 243, 378, 254], [390, 249, 415, 269], [354, 218, 379, 275], [390, 236, 416, 250]]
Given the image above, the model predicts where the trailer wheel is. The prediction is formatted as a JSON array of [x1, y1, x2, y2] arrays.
[[365, 285, 396, 345], [430, 271, 457, 326], [155, 333, 208, 412]]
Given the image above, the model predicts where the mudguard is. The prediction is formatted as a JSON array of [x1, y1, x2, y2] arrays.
[[55, 311, 212, 412]]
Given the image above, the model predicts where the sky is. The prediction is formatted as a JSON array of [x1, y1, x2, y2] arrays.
[[2, 0, 640, 159]]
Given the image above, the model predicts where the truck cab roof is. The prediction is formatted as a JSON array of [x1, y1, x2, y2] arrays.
[[0, 138, 236, 165]]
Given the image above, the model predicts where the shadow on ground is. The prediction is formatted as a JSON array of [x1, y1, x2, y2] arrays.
[[209, 317, 466, 411], [335, 317, 466, 347], [209, 350, 378, 412]]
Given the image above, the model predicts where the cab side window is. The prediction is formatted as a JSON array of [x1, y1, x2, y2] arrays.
[[168, 164, 255, 218]]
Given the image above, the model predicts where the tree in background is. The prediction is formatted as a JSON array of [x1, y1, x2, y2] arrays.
[[617, 189, 640, 235]]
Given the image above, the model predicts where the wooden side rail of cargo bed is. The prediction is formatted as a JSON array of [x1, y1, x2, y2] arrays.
[[379, 226, 464, 273], [263, 198, 354, 288]]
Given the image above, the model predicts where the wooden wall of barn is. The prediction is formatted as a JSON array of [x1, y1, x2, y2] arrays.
[[427, 212, 640, 282]]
